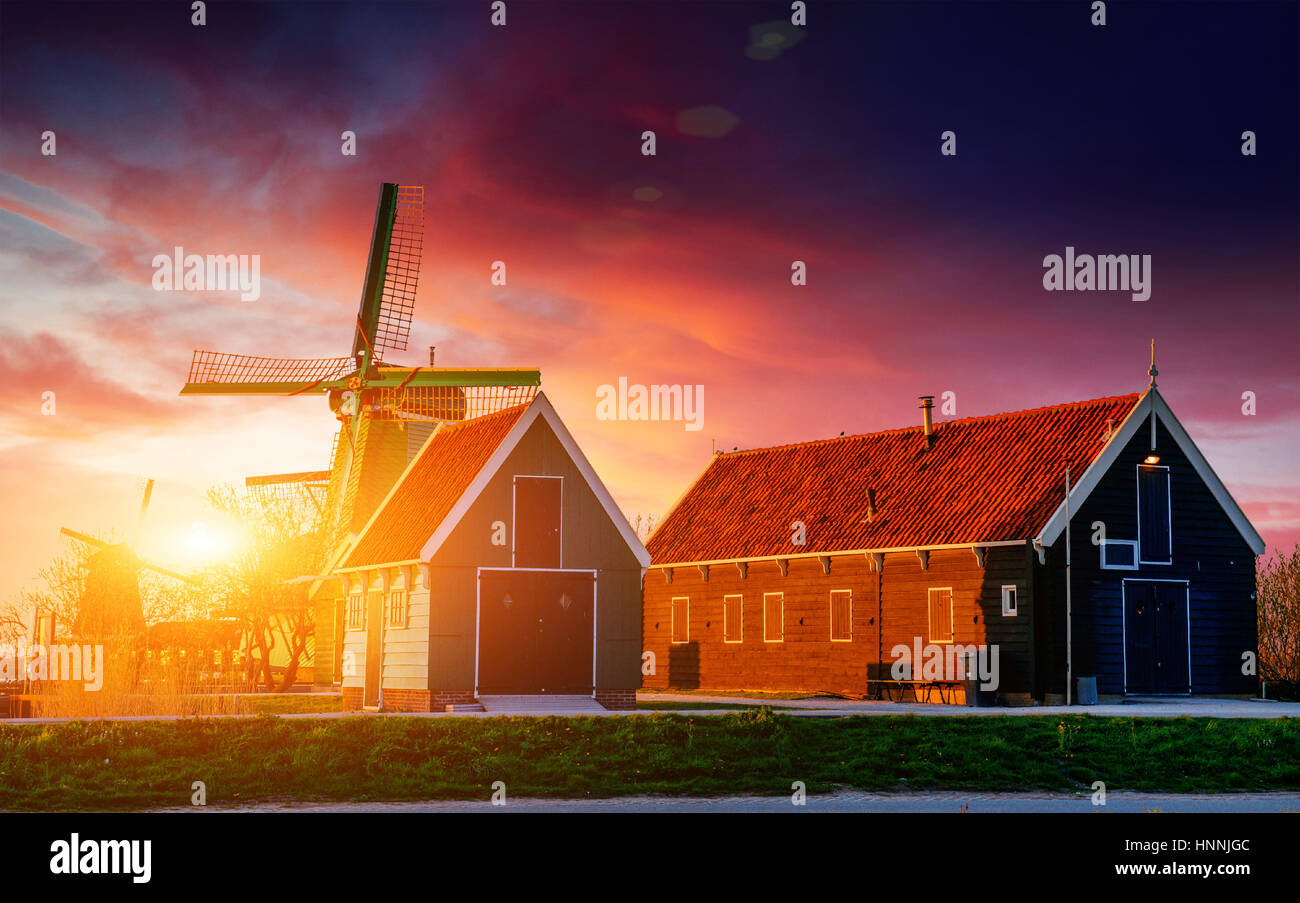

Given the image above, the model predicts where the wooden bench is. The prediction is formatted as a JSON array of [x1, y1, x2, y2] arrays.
[[866, 679, 965, 704]]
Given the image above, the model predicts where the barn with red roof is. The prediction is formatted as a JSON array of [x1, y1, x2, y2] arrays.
[[644, 378, 1264, 703], [324, 392, 649, 712]]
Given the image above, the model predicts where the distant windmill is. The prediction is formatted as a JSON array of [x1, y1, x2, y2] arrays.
[[58, 479, 197, 641], [179, 183, 541, 559]]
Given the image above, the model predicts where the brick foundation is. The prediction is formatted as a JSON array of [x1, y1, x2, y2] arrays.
[[382, 689, 432, 712], [342, 687, 364, 710], [595, 689, 637, 711], [430, 690, 477, 708]]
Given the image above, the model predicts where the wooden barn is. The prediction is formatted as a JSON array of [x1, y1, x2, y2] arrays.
[[319, 392, 649, 711], [643, 377, 1264, 703]]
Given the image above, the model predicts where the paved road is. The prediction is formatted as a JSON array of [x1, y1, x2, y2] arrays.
[[8, 695, 1298, 723], [158, 790, 1300, 814]]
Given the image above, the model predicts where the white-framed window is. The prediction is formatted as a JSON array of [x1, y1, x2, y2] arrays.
[[763, 592, 784, 643], [928, 587, 954, 644], [671, 596, 689, 644], [1001, 585, 1018, 617], [346, 592, 364, 630], [830, 589, 852, 641], [388, 589, 408, 628], [723, 594, 743, 644], [1100, 539, 1139, 570], [1137, 464, 1172, 565]]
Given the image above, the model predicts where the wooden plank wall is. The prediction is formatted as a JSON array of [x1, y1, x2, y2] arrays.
[[643, 546, 1035, 695], [430, 415, 645, 693], [1039, 417, 1257, 696]]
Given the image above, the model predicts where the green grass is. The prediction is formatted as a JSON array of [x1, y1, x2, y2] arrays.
[[234, 694, 343, 715], [639, 689, 835, 700], [636, 701, 765, 711], [2, 711, 1298, 810]]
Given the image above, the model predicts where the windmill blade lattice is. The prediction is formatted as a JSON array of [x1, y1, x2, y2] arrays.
[[373, 185, 424, 357], [182, 352, 355, 395]]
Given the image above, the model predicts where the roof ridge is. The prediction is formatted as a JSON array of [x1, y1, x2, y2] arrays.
[[438, 401, 531, 432], [718, 392, 1142, 458]]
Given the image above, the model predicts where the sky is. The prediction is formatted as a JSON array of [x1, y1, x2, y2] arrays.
[[0, 0, 1297, 608]]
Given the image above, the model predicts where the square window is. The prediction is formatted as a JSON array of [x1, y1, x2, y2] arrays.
[[1101, 539, 1139, 570]]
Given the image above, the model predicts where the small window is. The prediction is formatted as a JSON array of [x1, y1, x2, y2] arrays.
[[928, 588, 954, 644], [723, 594, 743, 643], [1100, 539, 1139, 570], [763, 592, 784, 643], [1001, 585, 1018, 617], [671, 596, 689, 644], [388, 589, 408, 628], [346, 593, 365, 630], [830, 590, 852, 641]]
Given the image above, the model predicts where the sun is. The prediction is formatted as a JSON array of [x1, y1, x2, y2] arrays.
[[177, 520, 241, 567]]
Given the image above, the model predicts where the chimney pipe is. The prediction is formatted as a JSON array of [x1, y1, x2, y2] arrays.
[[865, 487, 877, 522], [429, 345, 436, 366], [919, 395, 935, 445]]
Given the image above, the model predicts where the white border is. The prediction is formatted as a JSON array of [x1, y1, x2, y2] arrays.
[[1120, 578, 1192, 695], [670, 595, 690, 644], [763, 592, 784, 643], [1036, 389, 1264, 555], [830, 589, 853, 641], [722, 593, 743, 644], [512, 474, 563, 568], [345, 591, 364, 630], [1136, 464, 1172, 565], [1001, 584, 1018, 617], [1100, 539, 1139, 570], [474, 567, 599, 697], [421, 393, 650, 568]]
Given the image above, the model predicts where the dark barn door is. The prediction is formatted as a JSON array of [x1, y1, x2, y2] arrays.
[[1125, 581, 1189, 694], [478, 569, 594, 694]]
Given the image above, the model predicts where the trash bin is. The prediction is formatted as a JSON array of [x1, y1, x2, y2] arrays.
[[963, 651, 995, 707], [1076, 675, 1098, 706], [963, 651, 978, 707]]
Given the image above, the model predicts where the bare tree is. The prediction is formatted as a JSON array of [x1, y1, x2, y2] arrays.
[[1258, 545, 1300, 698], [628, 513, 658, 544], [205, 487, 320, 692]]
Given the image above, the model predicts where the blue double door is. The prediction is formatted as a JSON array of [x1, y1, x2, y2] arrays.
[[1124, 580, 1190, 694]]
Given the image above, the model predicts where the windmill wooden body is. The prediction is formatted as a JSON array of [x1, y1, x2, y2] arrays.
[[58, 479, 196, 648], [179, 183, 540, 559], [179, 183, 540, 685]]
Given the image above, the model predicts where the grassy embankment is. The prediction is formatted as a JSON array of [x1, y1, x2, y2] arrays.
[[2, 710, 1298, 810]]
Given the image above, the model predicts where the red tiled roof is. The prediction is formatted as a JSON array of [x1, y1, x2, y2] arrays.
[[343, 403, 529, 567], [647, 394, 1143, 565]]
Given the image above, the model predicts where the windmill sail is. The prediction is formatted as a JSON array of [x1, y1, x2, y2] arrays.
[[374, 185, 424, 356], [181, 352, 355, 395], [245, 471, 331, 511]]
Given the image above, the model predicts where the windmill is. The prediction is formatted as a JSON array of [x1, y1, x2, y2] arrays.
[[58, 478, 198, 641], [179, 183, 540, 560]]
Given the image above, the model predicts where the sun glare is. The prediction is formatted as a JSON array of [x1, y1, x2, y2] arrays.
[[177, 519, 241, 567]]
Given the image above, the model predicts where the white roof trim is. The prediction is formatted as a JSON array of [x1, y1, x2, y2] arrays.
[[418, 392, 651, 568], [1034, 388, 1264, 555]]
